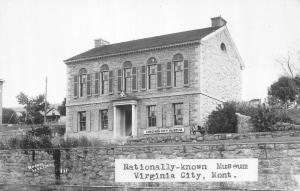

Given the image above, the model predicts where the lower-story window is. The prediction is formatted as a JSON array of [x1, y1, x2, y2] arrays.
[[173, 103, 183, 125], [148, 105, 156, 127], [79, 111, 86, 131], [100, 109, 108, 130]]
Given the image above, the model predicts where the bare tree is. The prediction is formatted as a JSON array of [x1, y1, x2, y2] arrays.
[[276, 51, 300, 78]]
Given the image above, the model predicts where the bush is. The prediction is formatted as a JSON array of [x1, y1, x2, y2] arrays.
[[206, 102, 238, 134], [236, 103, 293, 132]]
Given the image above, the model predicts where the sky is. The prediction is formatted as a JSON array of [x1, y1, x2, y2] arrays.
[[0, 0, 300, 107]]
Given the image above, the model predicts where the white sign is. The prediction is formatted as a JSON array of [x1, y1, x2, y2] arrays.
[[115, 159, 258, 182], [144, 127, 184, 135]]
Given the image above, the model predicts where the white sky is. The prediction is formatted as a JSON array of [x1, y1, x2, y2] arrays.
[[0, 0, 300, 107]]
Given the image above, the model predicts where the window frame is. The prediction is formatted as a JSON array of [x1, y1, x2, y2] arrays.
[[147, 57, 158, 90], [173, 103, 183, 126], [79, 111, 86, 131], [124, 67, 132, 92], [101, 70, 109, 95], [148, 105, 157, 127], [79, 68, 87, 98], [100, 109, 108, 130]]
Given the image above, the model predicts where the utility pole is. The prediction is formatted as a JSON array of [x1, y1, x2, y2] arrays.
[[44, 76, 47, 125]]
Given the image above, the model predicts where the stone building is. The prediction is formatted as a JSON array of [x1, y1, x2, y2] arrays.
[[0, 79, 4, 126], [64, 17, 244, 140]]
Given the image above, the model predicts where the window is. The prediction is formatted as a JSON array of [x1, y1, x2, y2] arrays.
[[172, 53, 189, 87], [100, 109, 108, 130], [79, 68, 87, 97], [100, 64, 109, 95], [147, 57, 157, 90], [124, 68, 132, 92], [148, 105, 156, 127], [79, 111, 86, 131], [101, 71, 109, 94], [148, 65, 157, 89], [173, 103, 183, 125], [220, 43, 227, 52], [172, 54, 183, 87], [174, 61, 183, 87]]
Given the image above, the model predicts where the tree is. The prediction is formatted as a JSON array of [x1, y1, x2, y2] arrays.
[[276, 51, 300, 78], [16, 92, 49, 124], [2, 108, 18, 124], [206, 102, 238, 134], [58, 98, 66, 116], [268, 76, 299, 108]]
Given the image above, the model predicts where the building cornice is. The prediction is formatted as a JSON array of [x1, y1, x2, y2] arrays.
[[66, 91, 224, 107], [64, 40, 200, 64]]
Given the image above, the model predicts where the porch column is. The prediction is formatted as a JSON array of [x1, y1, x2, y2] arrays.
[[113, 106, 117, 138], [132, 104, 137, 137]]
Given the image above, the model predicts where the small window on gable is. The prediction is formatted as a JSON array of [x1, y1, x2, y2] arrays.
[[220, 43, 227, 52]]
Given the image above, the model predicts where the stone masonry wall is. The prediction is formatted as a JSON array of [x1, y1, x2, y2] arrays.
[[200, 27, 242, 102], [0, 131, 300, 190], [66, 44, 203, 139]]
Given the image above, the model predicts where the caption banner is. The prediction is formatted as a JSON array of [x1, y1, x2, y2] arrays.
[[115, 159, 258, 182]]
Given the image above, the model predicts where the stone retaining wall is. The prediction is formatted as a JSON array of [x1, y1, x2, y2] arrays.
[[127, 130, 300, 145], [0, 137, 300, 190]]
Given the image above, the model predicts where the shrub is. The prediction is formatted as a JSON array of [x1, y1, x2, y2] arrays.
[[206, 102, 238, 134], [59, 137, 79, 148], [237, 104, 293, 132], [78, 136, 92, 147]]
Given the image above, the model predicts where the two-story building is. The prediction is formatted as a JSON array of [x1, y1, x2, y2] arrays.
[[64, 17, 244, 140]]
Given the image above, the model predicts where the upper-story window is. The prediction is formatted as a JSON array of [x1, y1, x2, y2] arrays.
[[220, 43, 227, 52], [147, 57, 157, 90], [173, 54, 184, 87], [100, 64, 109, 95], [79, 68, 87, 97], [171, 53, 189, 87], [123, 61, 132, 92]]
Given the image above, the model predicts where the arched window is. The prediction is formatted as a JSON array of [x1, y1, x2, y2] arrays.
[[172, 54, 184, 87], [79, 68, 87, 97], [100, 64, 109, 71], [172, 53, 183, 62], [220, 43, 227, 52], [123, 61, 132, 68], [100, 64, 109, 94], [122, 61, 133, 92], [147, 57, 158, 89], [147, 57, 157, 65]]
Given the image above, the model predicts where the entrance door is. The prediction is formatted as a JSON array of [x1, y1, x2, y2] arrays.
[[124, 108, 132, 136], [117, 105, 132, 137]]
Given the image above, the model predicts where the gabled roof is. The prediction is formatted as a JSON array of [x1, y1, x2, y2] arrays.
[[65, 26, 220, 63]]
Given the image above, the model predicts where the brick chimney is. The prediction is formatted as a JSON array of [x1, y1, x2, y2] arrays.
[[94, 38, 110, 48], [211, 16, 227, 27]]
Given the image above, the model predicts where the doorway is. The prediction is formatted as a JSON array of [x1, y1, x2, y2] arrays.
[[116, 105, 132, 137]]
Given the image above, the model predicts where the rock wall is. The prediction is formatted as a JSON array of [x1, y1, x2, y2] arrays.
[[0, 132, 300, 190]]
